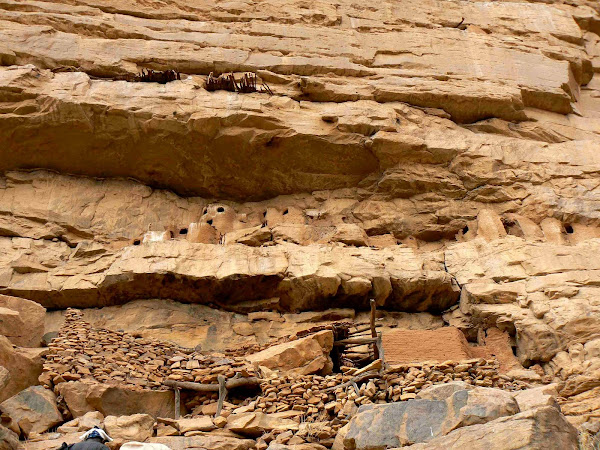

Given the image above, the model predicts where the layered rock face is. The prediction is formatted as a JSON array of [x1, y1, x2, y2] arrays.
[[2, 0, 600, 448]]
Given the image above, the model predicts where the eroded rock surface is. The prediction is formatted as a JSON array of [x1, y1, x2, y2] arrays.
[[1, 0, 600, 446], [0, 238, 458, 312]]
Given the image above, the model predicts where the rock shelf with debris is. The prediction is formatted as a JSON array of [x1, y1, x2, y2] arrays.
[[41, 310, 257, 391], [18, 308, 540, 449]]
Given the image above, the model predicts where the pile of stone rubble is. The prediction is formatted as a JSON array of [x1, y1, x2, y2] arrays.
[[41, 310, 257, 392], [253, 359, 528, 420]]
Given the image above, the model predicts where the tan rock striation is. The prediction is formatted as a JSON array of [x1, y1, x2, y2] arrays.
[[0, 238, 458, 312], [2, 0, 600, 444]]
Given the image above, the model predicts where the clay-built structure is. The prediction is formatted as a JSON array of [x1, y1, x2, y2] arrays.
[[1, 0, 600, 449]]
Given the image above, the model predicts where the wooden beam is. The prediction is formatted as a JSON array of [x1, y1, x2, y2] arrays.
[[349, 324, 382, 335], [333, 337, 378, 346], [164, 377, 260, 392]]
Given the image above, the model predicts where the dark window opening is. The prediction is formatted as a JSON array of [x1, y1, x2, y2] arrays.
[[202, 208, 207, 215], [283, 209, 289, 215], [462, 225, 469, 234], [217, 207, 225, 213], [564, 224, 574, 234], [503, 219, 524, 238], [207, 219, 213, 226], [263, 211, 267, 217], [180, 228, 188, 235], [133, 239, 141, 246]]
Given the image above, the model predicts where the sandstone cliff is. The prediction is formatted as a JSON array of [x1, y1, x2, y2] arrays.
[[1, 0, 600, 448]]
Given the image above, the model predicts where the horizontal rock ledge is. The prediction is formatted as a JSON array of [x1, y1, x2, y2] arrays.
[[0, 240, 460, 312]]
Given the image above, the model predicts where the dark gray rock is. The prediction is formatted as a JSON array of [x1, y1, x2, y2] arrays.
[[343, 386, 520, 449], [405, 406, 578, 450], [0, 386, 62, 437]]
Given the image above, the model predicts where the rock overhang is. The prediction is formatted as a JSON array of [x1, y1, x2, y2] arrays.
[[0, 239, 460, 312]]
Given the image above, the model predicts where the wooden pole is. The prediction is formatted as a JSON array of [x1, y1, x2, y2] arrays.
[[215, 375, 227, 417], [370, 299, 379, 360], [174, 388, 181, 420]]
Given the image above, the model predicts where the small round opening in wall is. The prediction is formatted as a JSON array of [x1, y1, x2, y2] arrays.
[[564, 224, 574, 234], [180, 228, 188, 235], [133, 239, 141, 246], [217, 207, 225, 213], [207, 219, 213, 225], [462, 225, 469, 235]]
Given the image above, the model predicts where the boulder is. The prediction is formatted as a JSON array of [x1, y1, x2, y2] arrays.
[[402, 406, 578, 450], [0, 308, 24, 345], [344, 387, 519, 448], [415, 382, 473, 400], [79, 411, 105, 430], [104, 414, 155, 443], [246, 330, 334, 375], [57, 411, 104, 433], [150, 435, 256, 450], [0, 386, 62, 437], [227, 412, 299, 438], [56, 381, 94, 417], [57, 381, 180, 418], [176, 417, 216, 433], [0, 295, 46, 347], [513, 385, 559, 412], [0, 336, 44, 402]]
